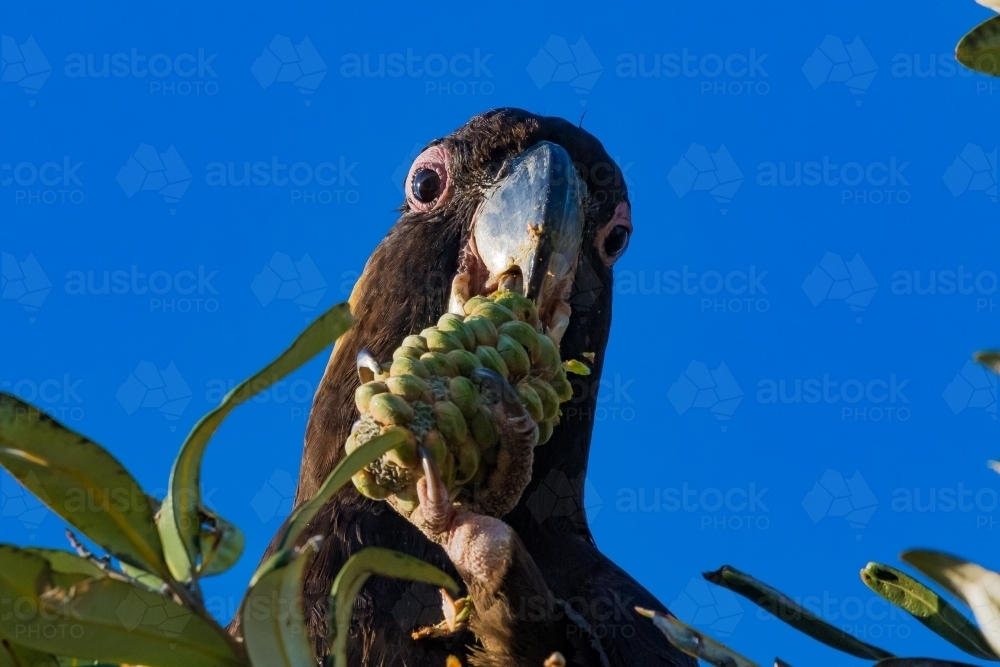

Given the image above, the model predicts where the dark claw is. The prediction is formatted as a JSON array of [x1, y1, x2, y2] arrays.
[[419, 446, 442, 506], [356, 349, 382, 384], [469, 367, 524, 412]]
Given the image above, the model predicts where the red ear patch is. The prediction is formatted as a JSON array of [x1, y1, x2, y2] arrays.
[[596, 201, 632, 266], [405, 144, 452, 211]]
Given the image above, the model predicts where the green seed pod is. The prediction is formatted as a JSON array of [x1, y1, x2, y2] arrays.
[[402, 335, 428, 353], [441, 453, 457, 490], [434, 400, 468, 445], [463, 295, 490, 315], [492, 291, 538, 326], [344, 432, 361, 455], [447, 349, 482, 376], [392, 345, 424, 361], [368, 393, 414, 426], [497, 320, 541, 360], [437, 314, 476, 351], [420, 351, 460, 377], [449, 376, 479, 418], [423, 430, 449, 469], [534, 334, 561, 380], [454, 437, 480, 485], [529, 379, 560, 422], [551, 369, 574, 402], [390, 356, 430, 380], [355, 381, 388, 413], [472, 301, 516, 327], [497, 334, 531, 381], [464, 314, 498, 348], [386, 374, 431, 403], [469, 405, 498, 450], [474, 345, 509, 379], [352, 469, 389, 500], [516, 382, 545, 422], [394, 489, 420, 514], [382, 426, 420, 469], [537, 419, 554, 446], [422, 327, 463, 354]]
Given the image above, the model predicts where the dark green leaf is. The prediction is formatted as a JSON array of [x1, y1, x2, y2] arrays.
[[197, 508, 245, 577], [0, 397, 168, 580], [703, 566, 893, 660], [241, 538, 320, 667], [861, 562, 997, 660], [24, 549, 105, 578], [902, 550, 1000, 656], [635, 607, 759, 667], [0, 638, 58, 667], [163, 302, 353, 578], [329, 548, 458, 667], [957, 15, 1000, 77]]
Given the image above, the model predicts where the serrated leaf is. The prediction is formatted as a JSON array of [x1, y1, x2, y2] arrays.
[[164, 302, 353, 579], [0, 545, 242, 667], [976, 351, 1000, 375], [635, 607, 759, 667], [861, 562, 997, 660], [270, 429, 406, 557], [329, 548, 458, 667], [902, 550, 1000, 656], [0, 396, 169, 581], [241, 537, 320, 667], [957, 15, 1000, 77], [704, 565, 893, 660]]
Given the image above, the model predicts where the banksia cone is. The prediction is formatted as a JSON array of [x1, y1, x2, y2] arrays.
[[347, 290, 574, 512]]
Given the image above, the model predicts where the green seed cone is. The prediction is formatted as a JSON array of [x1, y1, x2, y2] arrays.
[[434, 400, 468, 445], [368, 393, 414, 426], [529, 378, 560, 422], [517, 383, 545, 422], [472, 301, 516, 327], [437, 314, 477, 351], [423, 430, 449, 468], [382, 426, 419, 469], [464, 314, 499, 348], [463, 295, 490, 315], [355, 381, 388, 413], [469, 405, 498, 451], [423, 327, 463, 354], [454, 437, 480, 486], [497, 334, 531, 381], [386, 374, 431, 403], [420, 351, 460, 377], [492, 290, 538, 326], [551, 369, 574, 402], [537, 419, 554, 446], [449, 375, 479, 418], [353, 469, 390, 500], [402, 335, 428, 353], [390, 356, 430, 380], [448, 349, 482, 376], [497, 320, 541, 360], [474, 345, 509, 379], [392, 345, 424, 361]]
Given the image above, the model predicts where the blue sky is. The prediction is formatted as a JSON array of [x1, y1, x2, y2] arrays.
[[1, 1, 998, 664]]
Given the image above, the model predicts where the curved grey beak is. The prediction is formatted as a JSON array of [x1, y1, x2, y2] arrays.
[[473, 141, 585, 303]]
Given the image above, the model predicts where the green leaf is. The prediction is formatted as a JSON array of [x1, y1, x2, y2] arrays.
[[0, 396, 169, 581], [0, 638, 59, 667], [164, 302, 353, 578], [957, 15, 1000, 77], [635, 607, 759, 667], [24, 549, 105, 578], [976, 351, 1000, 375], [0, 545, 243, 667], [271, 429, 406, 556], [902, 550, 1000, 657], [197, 508, 245, 577], [120, 562, 167, 592], [563, 359, 591, 376], [241, 538, 320, 667], [861, 562, 998, 660], [329, 548, 458, 667], [703, 566, 893, 660]]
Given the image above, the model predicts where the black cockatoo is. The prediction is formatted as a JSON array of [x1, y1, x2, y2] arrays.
[[233, 109, 696, 667]]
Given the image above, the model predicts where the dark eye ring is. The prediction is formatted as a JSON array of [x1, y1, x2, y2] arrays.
[[411, 168, 442, 203], [603, 225, 630, 257]]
